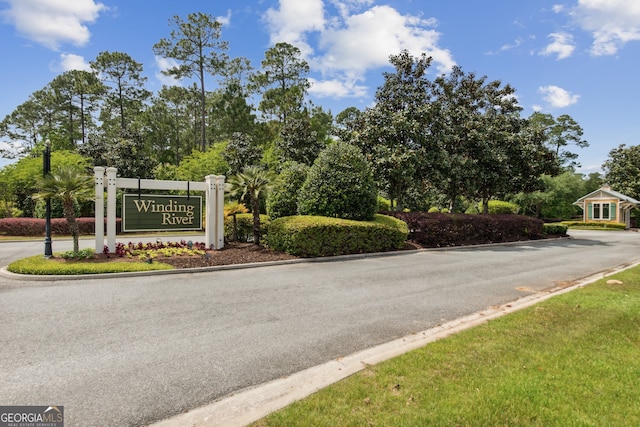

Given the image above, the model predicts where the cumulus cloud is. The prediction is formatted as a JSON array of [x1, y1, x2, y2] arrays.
[[571, 0, 640, 55], [540, 32, 575, 59], [319, 5, 454, 75], [538, 85, 580, 108], [1, 0, 106, 50], [264, 0, 326, 56], [58, 53, 91, 71], [263, 1, 455, 99]]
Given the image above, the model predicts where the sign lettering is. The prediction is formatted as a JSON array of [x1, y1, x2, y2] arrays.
[[123, 194, 202, 232]]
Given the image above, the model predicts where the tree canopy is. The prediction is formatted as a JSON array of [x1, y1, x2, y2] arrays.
[[0, 15, 587, 221]]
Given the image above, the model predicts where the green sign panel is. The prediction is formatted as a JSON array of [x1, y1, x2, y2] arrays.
[[123, 194, 202, 232]]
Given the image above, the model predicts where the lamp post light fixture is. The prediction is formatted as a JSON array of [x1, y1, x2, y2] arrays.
[[43, 139, 52, 258]]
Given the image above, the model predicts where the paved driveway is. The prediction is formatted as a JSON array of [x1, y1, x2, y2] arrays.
[[0, 230, 639, 426]]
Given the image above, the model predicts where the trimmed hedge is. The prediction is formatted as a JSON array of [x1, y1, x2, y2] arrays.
[[385, 212, 543, 247], [542, 223, 569, 235], [561, 221, 627, 230], [265, 214, 408, 257], [0, 217, 122, 236]]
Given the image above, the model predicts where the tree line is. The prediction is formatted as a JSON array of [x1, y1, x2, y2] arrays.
[[1, 11, 618, 221]]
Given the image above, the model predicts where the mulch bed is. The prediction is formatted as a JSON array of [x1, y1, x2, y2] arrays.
[[56, 242, 299, 269]]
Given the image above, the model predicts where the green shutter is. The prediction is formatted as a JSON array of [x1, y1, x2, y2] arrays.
[[610, 202, 616, 220], [587, 203, 593, 220]]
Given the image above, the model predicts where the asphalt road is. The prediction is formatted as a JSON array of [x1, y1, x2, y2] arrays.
[[1, 230, 639, 426]]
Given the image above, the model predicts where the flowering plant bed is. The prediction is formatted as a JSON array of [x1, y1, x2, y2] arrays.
[[63, 241, 299, 269]]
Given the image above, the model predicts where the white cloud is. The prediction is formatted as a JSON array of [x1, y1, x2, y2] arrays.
[[216, 9, 232, 26], [538, 85, 580, 108], [328, 0, 374, 18], [265, 0, 326, 56], [540, 32, 575, 59], [58, 53, 91, 72], [1, 0, 106, 50], [263, 1, 455, 100], [571, 0, 640, 55], [319, 5, 454, 75], [308, 77, 368, 98], [154, 56, 182, 87], [487, 37, 523, 55]]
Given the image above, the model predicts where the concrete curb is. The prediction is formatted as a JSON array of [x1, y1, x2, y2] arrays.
[[0, 236, 570, 282], [150, 258, 640, 427]]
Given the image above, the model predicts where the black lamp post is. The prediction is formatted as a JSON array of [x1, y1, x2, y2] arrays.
[[43, 139, 52, 258]]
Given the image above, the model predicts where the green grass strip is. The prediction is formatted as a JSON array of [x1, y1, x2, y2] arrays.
[[7, 255, 173, 275], [254, 267, 640, 427]]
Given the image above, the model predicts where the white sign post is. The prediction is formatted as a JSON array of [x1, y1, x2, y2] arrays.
[[94, 167, 226, 253]]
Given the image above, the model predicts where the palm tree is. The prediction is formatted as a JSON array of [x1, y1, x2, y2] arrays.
[[33, 166, 94, 253], [228, 166, 277, 245]]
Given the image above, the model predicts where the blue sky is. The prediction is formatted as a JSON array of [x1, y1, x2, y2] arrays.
[[1, 0, 639, 173]]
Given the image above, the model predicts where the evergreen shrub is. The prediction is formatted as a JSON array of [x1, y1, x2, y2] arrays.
[[542, 223, 569, 235], [297, 141, 377, 221], [265, 214, 408, 257], [266, 162, 309, 219]]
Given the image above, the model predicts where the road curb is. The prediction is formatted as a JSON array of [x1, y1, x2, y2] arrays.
[[150, 258, 640, 427], [0, 237, 570, 282]]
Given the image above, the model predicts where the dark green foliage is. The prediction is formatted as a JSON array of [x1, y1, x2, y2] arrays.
[[223, 132, 263, 175], [529, 112, 588, 169], [277, 114, 325, 165], [34, 197, 80, 219], [298, 141, 377, 221], [387, 212, 543, 247], [603, 144, 640, 201], [265, 214, 408, 257], [266, 161, 309, 219], [542, 223, 569, 235], [353, 51, 436, 210], [224, 213, 270, 242]]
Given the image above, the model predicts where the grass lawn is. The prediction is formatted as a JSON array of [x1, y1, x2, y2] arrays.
[[253, 266, 640, 427], [7, 254, 173, 275]]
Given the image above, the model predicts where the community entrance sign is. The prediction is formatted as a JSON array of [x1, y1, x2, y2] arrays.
[[94, 167, 226, 252], [122, 194, 202, 232]]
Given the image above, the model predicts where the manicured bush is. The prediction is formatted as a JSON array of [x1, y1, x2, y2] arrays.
[[386, 212, 543, 247], [466, 200, 520, 214], [377, 196, 391, 212], [297, 141, 378, 221], [266, 161, 309, 219], [561, 221, 627, 230], [0, 217, 122, 236], [265, 214, 408, 257], [224, 213, 270, 242], [542, 223, 569, 235]]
